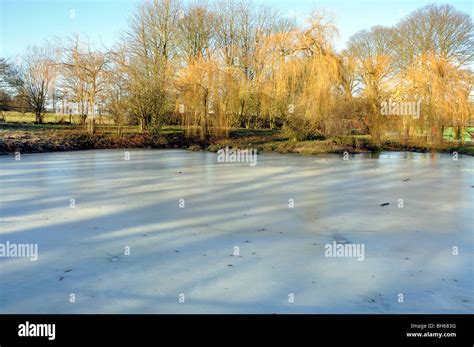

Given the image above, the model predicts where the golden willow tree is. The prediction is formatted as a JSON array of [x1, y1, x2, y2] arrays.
[[292, 13, 344, 138], [397, 54, 473, 144], [176, 57, 225, 139], [392, 4, 474, 144], [347, 26, 395, 146], [174, 2, 226, 139], [174, 0, 295, 138], [255, 13, 348, 140], [342, 3, 473, 146]]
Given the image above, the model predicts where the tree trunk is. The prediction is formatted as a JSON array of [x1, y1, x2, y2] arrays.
[[270, 117, 275, 130], [88, 118, 95, 134], [202, 96, 209, 139], [201, 113, 208, 140], [439, 125, 445, 144], [35, 111, 43, 124]]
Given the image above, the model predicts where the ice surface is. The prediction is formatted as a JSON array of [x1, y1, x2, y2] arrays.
[[0, 150, 472, 313]]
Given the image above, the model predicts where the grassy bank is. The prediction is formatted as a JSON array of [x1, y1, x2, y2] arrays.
[[1, 122, 473, 156]]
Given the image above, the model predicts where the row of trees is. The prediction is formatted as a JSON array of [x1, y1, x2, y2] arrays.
[[1, 1, 472, 144]]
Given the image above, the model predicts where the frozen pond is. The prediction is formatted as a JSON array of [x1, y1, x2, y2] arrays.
[[0, 149, 473, 313]]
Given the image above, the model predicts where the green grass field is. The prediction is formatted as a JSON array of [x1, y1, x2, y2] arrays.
[[1, 111, 115, 125], [443, 127, 474, 142]]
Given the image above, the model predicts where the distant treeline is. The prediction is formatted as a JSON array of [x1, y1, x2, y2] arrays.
[[0, 1, 472, 145]]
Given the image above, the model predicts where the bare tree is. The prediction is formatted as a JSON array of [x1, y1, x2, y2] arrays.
[[0, 58, 22, 112], [395, 4, 473, 68], [124, 0, 181, 132], [18, 44, 57, 123], [104, 48, 129, 135], [61, 35, 110, 132], [177, 1, 215, 62]]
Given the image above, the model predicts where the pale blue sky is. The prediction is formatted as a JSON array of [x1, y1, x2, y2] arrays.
[[1, 0, 472, 58]]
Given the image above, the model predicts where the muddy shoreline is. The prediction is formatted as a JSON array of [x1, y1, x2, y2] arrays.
[[1, 128, 472, 156]]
